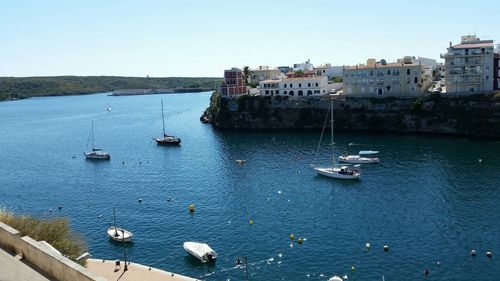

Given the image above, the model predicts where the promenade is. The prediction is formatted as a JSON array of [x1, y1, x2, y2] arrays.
[[86, 259, 200, 281], [0, 247, 52, 281]]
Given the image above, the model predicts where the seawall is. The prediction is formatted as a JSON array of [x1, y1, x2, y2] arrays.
[[206, 92, 500, 138]]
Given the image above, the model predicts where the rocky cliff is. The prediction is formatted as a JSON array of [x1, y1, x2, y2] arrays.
[[205, 92, 500, 138]]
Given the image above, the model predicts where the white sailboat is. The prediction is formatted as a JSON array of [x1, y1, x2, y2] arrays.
[[84, 121, 110, 160], [155, 99, 181, 146], [107, 208, 133, 243], [313, 99, 360, 180]]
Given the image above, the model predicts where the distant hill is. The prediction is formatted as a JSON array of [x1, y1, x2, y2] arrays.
[[0, 76, 222, 101]]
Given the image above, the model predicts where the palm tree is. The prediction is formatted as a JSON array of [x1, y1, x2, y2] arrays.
[[243, 66, 250, 85]]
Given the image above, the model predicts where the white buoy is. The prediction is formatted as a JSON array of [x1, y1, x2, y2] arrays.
[[486, 251, 492, 258], [478, 158, 482, 163], [365, 242, 371, 249], [383, 245, 389, 252], [471, 249, 477, 256]]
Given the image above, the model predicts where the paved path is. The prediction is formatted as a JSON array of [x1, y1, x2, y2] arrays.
[[86, 259, 200, 281], [0, 248, 52, 281]]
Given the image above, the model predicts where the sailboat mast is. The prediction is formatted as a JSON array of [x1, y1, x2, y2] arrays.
[[161, 99, 166, 136], [113, 207, 117, 235], [91, 120, 95, 150], [330, 99, 335, 167]]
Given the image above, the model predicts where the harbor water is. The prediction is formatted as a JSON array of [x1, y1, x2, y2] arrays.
[[0, 92, 499, 280]]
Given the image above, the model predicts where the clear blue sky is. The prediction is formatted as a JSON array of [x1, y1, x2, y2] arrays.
[[1, 0, 499, 77]]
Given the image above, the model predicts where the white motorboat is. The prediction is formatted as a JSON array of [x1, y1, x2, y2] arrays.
[[359, 150, 379, 157], [84, 121, 110, 160], [183, 242, 217, 263], [338, 155, 379, 164], [312, 99, 361, 180], [328, 276, 343, 281], [107, 208, 133, 243], [107, 226, 133, 243]]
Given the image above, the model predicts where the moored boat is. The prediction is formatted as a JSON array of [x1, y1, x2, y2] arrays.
[[84, 121, 110, 160], [155, 99, 181, 146], [338, 155, 379, 164], [107, 208, 133, 243], [183, 242, 217, 263]]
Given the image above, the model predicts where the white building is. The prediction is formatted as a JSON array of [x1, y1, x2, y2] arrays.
[[293, 59, 314, 72], [259, 76, 329, 97], [314, 64, 344, 79], [441, 35, 495, 93]]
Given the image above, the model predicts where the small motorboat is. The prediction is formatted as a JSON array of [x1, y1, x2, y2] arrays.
[[183, 242, 217, 263], [338, 155, 379, 164], [358, 150, 379, 157], [235, 159, 246, 164], [107, 226, 133, 243]]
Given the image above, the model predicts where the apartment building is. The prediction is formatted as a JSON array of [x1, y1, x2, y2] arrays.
[[258, 76, 329, 97], [441, 35, 495, 93], [343, 57, 432, 95], [220, 68, 247, 96]]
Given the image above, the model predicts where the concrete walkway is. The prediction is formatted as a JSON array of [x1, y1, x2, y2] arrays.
[[0, 248, 52, 281], [86, 259, 200, 281]]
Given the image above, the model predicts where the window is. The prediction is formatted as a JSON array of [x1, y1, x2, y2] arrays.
[[298, 90, 303, 96], [290, 84, 293, 88], [314, 90, 320, 93], [289, 91, 294, 96], [307, 90, 313, 96], [265, 90, 269, 95], [284, 84, 287, 88], [284, 91, 287, 95], [406, 69, 410, 75], [414, 77, 418, 84], [370, 71, 373, 76], [315, 83, 318, 87], [308, 83, 311, 87], [299, 83, 302, 88], [387, 70, 391, 75], [276, 91, 280, 95]]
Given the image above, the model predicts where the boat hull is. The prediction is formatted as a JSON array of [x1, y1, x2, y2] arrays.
[[314, 167, 360, 180], [338, 155, 379, 164], [155, 137, 181, 146], [84, 152, 110, 160], [107, 227, 133, 243]]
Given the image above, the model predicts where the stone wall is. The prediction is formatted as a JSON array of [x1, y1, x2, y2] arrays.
[[0, 222, 106, 281], [206, 92, 500, 138]]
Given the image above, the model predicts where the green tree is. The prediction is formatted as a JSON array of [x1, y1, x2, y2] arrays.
[[243, 66, 250, 84], [295, 70, 304, 77]]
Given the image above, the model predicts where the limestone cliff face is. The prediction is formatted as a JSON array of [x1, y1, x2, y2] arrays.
[[206, 92, 500, 138]]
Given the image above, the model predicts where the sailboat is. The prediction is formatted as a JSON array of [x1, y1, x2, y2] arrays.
[[84, 121, 110, 160], [155, 99, 181, 145], [107, 208, 133, 243], [312, 99, 360, 180]]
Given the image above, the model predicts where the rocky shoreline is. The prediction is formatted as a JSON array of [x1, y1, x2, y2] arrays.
[[204, 92, 500, 138]]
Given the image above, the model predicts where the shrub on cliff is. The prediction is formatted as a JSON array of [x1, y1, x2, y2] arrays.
[[0, 209, 88, 265]]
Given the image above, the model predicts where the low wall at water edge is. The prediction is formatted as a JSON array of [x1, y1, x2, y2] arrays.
[[0, 222, 106, 281]]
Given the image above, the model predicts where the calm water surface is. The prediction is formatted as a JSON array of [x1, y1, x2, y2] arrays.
[[0, 92, 499, 281]]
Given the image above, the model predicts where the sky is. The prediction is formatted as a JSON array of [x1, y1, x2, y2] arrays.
[[1, 0, 499, 77]]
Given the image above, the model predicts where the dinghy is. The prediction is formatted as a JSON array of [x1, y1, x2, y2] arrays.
[[183, 242, 217, 263]]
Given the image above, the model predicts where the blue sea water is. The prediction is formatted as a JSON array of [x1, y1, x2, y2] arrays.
[[0, 92, 499, 281]]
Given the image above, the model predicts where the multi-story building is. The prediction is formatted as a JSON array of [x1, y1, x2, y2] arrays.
[[314, 64, 343, 79], [220, 68, 247, 96], [258, 75, 329, 97], [495, 52, 500, 90], [248, 66, 282, 85], [441, 35, 495, 93], [342, 57, 432, 96]]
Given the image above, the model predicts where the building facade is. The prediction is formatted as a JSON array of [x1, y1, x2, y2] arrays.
[[248, 66, 282, 85], [258, 76, 329, 97], [441, 35, 495, 93], [314, 64, 343, 79], [220, 68, 247, 96], [343, 57, 432, 96], [495, 53, 500, 90]]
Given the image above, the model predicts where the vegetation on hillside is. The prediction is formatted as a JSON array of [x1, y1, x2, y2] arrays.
[[0, 209, 87, 265], [0, 76, 223, 100]]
